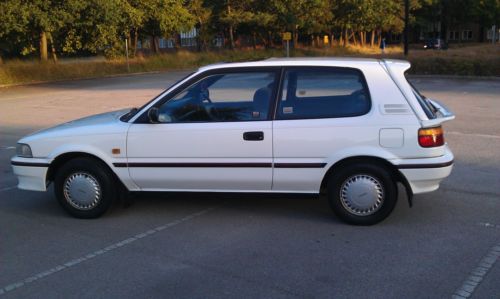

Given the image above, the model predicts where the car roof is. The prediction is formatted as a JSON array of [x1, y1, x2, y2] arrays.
[[197, 57, 401, 72]]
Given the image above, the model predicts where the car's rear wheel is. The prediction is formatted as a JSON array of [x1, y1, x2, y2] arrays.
[[327, 163, 397, 225], [54, 157, 116, 218]]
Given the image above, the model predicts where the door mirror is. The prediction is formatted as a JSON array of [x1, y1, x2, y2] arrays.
[[148, 107, 160, 123]]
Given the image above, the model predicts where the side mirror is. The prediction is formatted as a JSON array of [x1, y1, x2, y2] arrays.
[[148, 107, 160, 123]]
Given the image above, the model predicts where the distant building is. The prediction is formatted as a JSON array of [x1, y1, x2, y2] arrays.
[[415, 21, 498, 43], [136, 28, 225, 54]]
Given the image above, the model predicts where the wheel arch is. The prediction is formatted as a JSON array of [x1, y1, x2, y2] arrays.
[[320, 155, 413, 206], [46, 152, 127, 192]]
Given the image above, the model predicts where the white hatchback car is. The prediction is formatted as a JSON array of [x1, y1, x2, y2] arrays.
[[11, 58, 454, 225]]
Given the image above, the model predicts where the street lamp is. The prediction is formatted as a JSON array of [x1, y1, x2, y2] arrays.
[[404, 0, 409, 56]]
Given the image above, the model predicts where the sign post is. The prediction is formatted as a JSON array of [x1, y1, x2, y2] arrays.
[[283, 32, 291, 57]]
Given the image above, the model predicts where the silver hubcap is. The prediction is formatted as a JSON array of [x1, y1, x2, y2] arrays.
[[340, 174, 384, 216], [63, 172, 101, 210]]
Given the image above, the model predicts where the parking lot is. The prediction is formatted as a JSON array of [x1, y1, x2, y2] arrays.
[[0, 71, 499, 298]]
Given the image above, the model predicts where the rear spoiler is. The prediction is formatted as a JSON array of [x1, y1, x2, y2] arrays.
[[422, 99, 455, 128], [381, 59, 455, 128]]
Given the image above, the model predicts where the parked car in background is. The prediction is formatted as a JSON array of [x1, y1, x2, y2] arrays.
[[424, 38, 448, 50], [11, 58, 455, 225]]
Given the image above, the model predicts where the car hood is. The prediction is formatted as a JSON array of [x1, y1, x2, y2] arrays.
[[21, 109, 130, 142]]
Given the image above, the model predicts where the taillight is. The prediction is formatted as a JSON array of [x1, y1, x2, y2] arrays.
[[418, 126, 444, 147]]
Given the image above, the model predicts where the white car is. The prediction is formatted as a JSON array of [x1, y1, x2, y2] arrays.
[[11, 58, 454, 225]]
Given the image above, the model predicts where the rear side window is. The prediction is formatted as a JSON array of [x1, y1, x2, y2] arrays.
[[406, 78, 437, 119], [276, 68, 371, 120]]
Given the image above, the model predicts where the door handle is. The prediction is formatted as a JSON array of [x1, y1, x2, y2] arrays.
[[243, 131, 264, 141]]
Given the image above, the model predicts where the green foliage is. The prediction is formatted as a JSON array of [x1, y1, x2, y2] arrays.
[[0, 0, 498, 60]]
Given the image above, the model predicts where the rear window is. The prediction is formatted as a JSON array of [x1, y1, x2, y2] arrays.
[[276, 68, 371, 120], [406, 76, 437, 119]]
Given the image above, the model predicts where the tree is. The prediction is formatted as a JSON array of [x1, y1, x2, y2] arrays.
[[0, 1, 29, 59], [270, 0, 332, 47], [140, 0, 194, 53], [473, 0, 500, 37], [0, 0, 74, 61], [122, 0, 147, 56], [188, 0, 213, 51]]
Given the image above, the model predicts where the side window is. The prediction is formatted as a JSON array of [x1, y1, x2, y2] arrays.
[[276, 68, 371, 120], [157, 72, 276, 123]]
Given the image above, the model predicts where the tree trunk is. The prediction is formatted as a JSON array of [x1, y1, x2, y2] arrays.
[[267, 31, 274, 48], [228, 26, 235, 49], [352, 32, 358, 46], [252, 32, 257, 49], [39, 31, 48, 61], [258, 32, 268, 49], [197, 30, 202, 52], [371, 30, 375, 47], [152, 36, 159, 54], [227, 1, 235, 49], [330, 32, 334, 48], [48, 33, 57, 63], [316, 35, 320, 48], [132, 29, 138, 56], [344, 29, 349, 46], [293, 28, 298, 48], [174, 34, 181, 50]]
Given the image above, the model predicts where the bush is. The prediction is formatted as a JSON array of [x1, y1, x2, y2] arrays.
[[0, 45, 498, 86]]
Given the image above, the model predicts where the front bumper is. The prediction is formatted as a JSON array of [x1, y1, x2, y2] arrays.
[[11, 157, 51, 191], [393, 146, 454, 194]]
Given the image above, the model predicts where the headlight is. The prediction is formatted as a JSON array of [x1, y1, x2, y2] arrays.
[[16, 143, 33, 158]]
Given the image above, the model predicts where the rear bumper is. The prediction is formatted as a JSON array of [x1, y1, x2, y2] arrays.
[[11, 158, 51, 191], [393, 146, 454, 194]]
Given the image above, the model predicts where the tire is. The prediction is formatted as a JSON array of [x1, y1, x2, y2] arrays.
[[327, 163, 397, 225], [54, 157, 117, 218]]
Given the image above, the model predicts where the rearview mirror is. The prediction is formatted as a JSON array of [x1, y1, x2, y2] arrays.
[[148, 107, 160, 123]]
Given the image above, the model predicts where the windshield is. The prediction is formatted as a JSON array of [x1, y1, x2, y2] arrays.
[[120, 72, 195, 122]]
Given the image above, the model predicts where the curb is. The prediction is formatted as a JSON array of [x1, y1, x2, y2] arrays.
[[408, 74, 500, 81], [0, 70, 177, 89]]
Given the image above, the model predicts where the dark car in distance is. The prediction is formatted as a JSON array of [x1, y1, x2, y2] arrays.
[[424, 38, 448, 50]]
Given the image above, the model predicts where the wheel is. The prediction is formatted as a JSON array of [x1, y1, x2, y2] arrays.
[[54, 157, 117, 218], [327, 163, 397, 225]]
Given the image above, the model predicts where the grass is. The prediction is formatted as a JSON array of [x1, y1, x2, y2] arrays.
[[1, 44, 498, 86]]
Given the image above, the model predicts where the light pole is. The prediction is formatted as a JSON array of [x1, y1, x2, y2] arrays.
[[404, 0, 409, 56]]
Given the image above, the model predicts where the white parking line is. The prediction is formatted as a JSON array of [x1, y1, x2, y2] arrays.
[[0, 146, 15, 150], [478, 222, 500, 229], [447, 131, 500, 140], [452, 243, 500, 298], [0, 186, 17, 192], [0, 207, 215, 296]]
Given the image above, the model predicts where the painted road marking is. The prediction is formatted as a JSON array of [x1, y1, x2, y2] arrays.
[[452, 243, 500, 298], [478, 222, 500, 229], [447, 131, 500, 140], [0, 207, 215, 296], [0, 146, 15, 150], [0, 186, 17, 192]]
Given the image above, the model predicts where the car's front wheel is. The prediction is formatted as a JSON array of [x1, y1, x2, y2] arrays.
[[54, 157, 116, 218], [327, 163, 397, 225]]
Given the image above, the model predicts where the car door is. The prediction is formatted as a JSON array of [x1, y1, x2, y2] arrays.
[[272, 67, 373, 192], [126, 68, 279, 191]]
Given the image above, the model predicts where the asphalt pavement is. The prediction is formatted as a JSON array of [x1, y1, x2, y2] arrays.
[[0, 71, 499, 298]]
